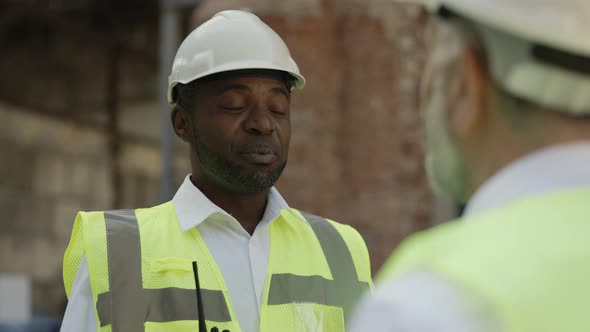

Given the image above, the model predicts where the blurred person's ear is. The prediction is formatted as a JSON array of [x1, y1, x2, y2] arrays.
[[171, 105, 193, 143], [450, 45, 489, 139]]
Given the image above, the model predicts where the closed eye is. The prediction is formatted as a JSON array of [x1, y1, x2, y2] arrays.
[[268, 97, 289, 116], [222, 106, 246, 111], [270, 108, 287, 115]]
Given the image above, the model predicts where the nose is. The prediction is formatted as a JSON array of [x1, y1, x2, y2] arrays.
[[243, 103, 274, 136]]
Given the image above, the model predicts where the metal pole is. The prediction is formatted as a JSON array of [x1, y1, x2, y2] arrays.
[[159, 0, 201, 202], [107, 39, 122, 208], [159, 2, 179, 202]]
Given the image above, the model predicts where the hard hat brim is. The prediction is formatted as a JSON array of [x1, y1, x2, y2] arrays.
[[168, 62, 306, 106]]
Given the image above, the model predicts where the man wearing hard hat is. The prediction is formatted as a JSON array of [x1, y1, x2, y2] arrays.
[[60, 10, 371, 332], [350, 0, 590, 331]]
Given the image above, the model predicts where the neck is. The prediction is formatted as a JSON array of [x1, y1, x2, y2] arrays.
[[190, 175, 268, 235], [465, 110, 590, 201]]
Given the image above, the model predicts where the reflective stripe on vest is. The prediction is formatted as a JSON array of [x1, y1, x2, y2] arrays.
[[98, 210, 231, 331], [98, 209, 366, 330], [103, 210, 144, 331], [96, 287, 231, 326], [268, 212, 370, 321]]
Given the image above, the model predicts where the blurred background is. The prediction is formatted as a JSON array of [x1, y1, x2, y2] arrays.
[[0, 0, 457, 329]]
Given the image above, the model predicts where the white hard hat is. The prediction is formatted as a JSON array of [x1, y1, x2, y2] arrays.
[[167, 10, 306, 105], [405, 0, 590, 114]]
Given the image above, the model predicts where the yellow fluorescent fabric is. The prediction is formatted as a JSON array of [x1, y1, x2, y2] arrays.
[[379, 187, 590, 332], [63, 202, 371, 332]]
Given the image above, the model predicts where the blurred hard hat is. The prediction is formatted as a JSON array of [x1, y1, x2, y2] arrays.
[[167, 10, 306, 105], [418, 0, 590, 57], [401, 0, 590, 114]]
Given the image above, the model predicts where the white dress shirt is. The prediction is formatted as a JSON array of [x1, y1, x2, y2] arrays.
[[349, 142, 590, 332], [60, 175, 290, 332]]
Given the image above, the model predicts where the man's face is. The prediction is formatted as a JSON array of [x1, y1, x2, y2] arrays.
[[190, 72, 292, 193], [420, 19, 470, 202]]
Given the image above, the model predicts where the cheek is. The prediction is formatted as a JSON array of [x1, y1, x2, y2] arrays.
[[277, 117, 291, 152], [422, 55, 448, 125], [423, 60, 458, 156], [193, 114, 238, 150], [424, 76, 447, 148]]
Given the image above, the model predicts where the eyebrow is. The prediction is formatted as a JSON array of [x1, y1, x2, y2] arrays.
[[216, 83, 290, 98], [271, 86, 290, 99]]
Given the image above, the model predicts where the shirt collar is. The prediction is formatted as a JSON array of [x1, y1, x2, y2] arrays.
[[172, 175, 290, 232], [464, 142, 590, 217]]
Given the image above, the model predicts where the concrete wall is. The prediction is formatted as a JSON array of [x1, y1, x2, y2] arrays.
[[0, 103, 190, 316]]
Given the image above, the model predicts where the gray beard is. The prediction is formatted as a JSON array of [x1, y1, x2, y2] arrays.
[[192, 130, 286, 193]]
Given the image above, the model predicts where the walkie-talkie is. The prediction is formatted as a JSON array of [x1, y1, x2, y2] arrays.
[[192, 261, 208, 332], [192, 261, 231, 332]]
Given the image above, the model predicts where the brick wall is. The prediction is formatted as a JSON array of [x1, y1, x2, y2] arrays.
[[196, 0, 452, 271]]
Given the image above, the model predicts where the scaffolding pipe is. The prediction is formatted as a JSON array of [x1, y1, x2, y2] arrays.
[[158, 3, 179, 202], [107, 39, 122, 208], [159, 0, 201, 202]]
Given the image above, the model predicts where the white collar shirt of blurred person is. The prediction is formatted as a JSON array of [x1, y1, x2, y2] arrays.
[[59, 174, 289, 332], [348, 142, 590, 332]]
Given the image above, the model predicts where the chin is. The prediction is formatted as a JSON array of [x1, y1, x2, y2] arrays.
[[232, 165, 286, 193]]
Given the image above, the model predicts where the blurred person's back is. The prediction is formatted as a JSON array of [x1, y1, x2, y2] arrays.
[[350, 0, 590, 331]]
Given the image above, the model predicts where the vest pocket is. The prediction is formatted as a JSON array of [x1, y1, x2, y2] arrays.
[[147, 257, 197, 289], [150, 257, 193, 273]]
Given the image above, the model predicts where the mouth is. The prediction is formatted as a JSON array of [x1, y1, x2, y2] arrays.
[[238, 147, 279, 165], [240, 152, 277, 165]]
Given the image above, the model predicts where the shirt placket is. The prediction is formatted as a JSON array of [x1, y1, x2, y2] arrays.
[[249, 223, 270, 309]]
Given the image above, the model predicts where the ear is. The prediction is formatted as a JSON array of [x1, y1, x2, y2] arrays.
[[171, 105, 193, 143], [450, 45, 489, 138]]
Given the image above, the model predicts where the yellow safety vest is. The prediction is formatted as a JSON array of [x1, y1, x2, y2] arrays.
[[63, 202, 371, 332], [379, 187, 590, 332]]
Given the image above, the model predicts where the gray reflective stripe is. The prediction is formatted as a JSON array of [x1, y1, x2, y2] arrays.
[[267, 211, 370, 321], [304, 212, 360, 284], [96, 292, 110, 327], [101, 210, 233, 329], [96, 288, 231, 326], [105, 210, 145, 332], [268, 273, 369, 305]]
